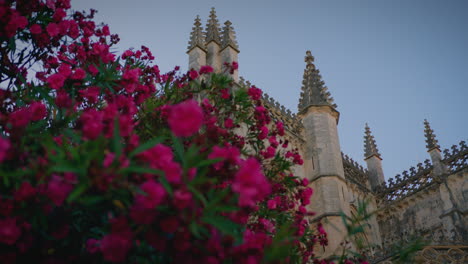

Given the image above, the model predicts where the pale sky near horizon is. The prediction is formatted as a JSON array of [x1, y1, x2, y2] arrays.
[[73, 0, 467, 180]]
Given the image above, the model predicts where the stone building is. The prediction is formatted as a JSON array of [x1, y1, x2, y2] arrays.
[[187, 8, 468, 263]]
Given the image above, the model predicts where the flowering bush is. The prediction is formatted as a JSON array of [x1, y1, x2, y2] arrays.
[[0, 0, 369, 263]]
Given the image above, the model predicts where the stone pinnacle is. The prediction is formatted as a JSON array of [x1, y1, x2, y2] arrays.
[[205, 7, 221, 44], [187, 15, 206, 52], [298, 50, 337, 112], [424, 119, 440, 151], [364, 123, 381, 159]]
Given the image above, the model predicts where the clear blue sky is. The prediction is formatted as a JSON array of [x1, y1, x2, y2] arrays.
[[73, 0, 467, 179]]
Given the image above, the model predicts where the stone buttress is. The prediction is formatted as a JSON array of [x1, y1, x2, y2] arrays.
[[297, 51, 351, 255]]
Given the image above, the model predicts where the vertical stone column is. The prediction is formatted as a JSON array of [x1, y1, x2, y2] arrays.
[[220, 20, 239, 82], [188, 46, 206, 71], [363, 124, 385, 190], [206, 41, 222, 72], [300, 105, 351, 256]]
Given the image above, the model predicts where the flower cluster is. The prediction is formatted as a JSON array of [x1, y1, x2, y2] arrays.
[[0, 1, 370, 263]]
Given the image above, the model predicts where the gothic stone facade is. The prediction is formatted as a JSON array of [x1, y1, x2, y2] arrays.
[[187, 9, 468, 263]]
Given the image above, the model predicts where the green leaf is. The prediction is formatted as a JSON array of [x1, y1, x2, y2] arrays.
[[158, 173, 173, 196], [202, 214, 242, 240], [112, 118, 123, 157], [196, 157, 222, 168], [50, 164, 81, 174], [67, 184, 88, 203], [78, 195, 105, 206], [121, 166, 163, 175], [128, 136, 166, 158], [172, 134, 186, 167], [188, 185, 207, 206]]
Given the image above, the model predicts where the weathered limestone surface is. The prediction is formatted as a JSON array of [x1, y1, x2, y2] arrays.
[[188, 47, 206, 71], [220, 47, 238, 81], [206, 42, 222, 72], [300, 106, 344, 179], [365, 155, 385, 190]]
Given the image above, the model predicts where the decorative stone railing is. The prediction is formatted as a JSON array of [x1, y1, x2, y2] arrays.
[[375, 159, 435, 203], [442, 140, 468, 173], [341, 152, 369, 189], [261, 92, 303, 135], [375, 140, 467, 204]]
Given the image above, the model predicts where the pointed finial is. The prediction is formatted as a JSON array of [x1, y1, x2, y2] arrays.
[[205, 7, 221, 44], [305, 50, 315, 69], [221, 20, 239, 51], [187, 15, 206, 52], [298, 50, 337, 112], [364, 123, 381, 159], [424, 119, 440, 151]]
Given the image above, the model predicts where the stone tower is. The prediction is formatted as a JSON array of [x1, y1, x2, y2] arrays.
[[187, 8, 239, 81], [364, 124, 385, 190], [297, 51, 351, 255]]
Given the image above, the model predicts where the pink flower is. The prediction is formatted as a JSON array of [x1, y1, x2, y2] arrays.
[[88, 64, 99, 76], [100, 233, 132, 262], [29, 101, 47, 121], [261, 146, 276, 159], [208, 145, 240, 170], [267, 199, 277, 210], [276, 121, 285, 136], [135, 180, 166, 209], [58, 64, 72, 77], [0, 137, 10, 163], [9, 107, 31, 128], [46, 175, 73, 206], [248, 85, 262, 100], [14, 182, 36, 202], [71, 68, 86, 80], [0, 218, 21, 245], [188, 70, 198, 79], [173, 189, 192, 210], [199, 65, 213, 74], [220, 88, 230, 99], [224, 118, 234, 129], [86, 238, 100, 254], [232, 61, 239, 70], [258, 126, 268, 140], [47, 73, 66, 89], [259, 218, 275, 233], [301, 187, 313, 206], [79, 86, 100, 104], [30, 24, 42, 34], [168, 100, 203, 137], [80, 109, 104, 140], [55, 90, 71, 108], [232, 158, 271, 207], [103, 152, 115, 168], [122, 68, 141, 83], [46, 23, 60, 37], [268, 136, 278, 148]]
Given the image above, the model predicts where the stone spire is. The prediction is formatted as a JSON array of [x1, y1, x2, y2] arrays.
[[364, 123, 381, 159], [298, 51, 337, 113], [205, 7, 221, 44], [424, 119, 440, 151], [363, 123, 385, 190], [187, 15, 206, 52], [221, 20, 239, 51]]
